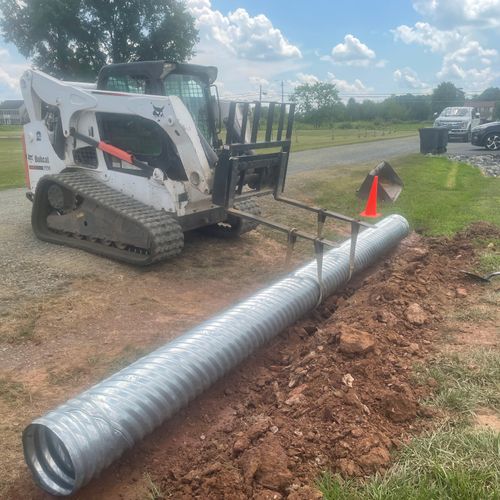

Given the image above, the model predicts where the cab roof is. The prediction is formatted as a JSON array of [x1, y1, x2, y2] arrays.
[[97, 61, 218, 89]]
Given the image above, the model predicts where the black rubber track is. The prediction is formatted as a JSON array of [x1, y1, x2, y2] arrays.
[[31, 171, 184, 265]]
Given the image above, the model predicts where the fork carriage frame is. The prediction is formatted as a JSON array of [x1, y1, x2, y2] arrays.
[[213, 100, 374, 282]]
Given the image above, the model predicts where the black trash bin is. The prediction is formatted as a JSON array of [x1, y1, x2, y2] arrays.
[[419, 128, 448, 154]]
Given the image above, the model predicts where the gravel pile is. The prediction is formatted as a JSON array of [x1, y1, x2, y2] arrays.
[[447, 153, 500, 177]]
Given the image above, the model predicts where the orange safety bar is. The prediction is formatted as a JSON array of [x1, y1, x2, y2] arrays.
[[98, 141, 134, 165]]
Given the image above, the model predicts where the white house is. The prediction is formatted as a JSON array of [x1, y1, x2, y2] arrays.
[[0, 100, 26, 125]]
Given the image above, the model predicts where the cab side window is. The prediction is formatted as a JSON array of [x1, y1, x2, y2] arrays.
[[104, 75, 150, 94]]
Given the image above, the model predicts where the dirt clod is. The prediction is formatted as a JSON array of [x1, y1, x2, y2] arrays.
[[383, 392, 418, 422], [240, 436, 293, 492], [405, 303, 427, 325], [338, 326, 376, 356], [358, 446, 391, 470]]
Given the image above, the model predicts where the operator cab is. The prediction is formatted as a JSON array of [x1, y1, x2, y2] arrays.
[[97, 61, 219, 147]]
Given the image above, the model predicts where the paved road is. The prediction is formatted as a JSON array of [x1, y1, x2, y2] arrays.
[[288, 135, 493, 174]]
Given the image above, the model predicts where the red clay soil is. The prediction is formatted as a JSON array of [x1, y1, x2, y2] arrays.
[[14, 225, 498, 499]]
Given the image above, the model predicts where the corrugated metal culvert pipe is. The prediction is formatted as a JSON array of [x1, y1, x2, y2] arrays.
[[23, 214, 409, 496]]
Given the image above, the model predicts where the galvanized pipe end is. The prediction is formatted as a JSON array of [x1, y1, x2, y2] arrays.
[[23, 424, 77, 496]]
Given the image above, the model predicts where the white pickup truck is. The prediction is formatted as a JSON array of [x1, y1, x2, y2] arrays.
[[433, 106, 481, 142]]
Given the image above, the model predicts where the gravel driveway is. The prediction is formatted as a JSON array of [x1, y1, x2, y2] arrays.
[[0, 189, 118, 314]]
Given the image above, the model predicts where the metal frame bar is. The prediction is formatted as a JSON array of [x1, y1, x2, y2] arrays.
[[227, 208, 337, 248], [274, 195, 375, 229]]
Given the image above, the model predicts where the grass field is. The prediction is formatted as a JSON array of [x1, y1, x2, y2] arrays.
[[288, 154, 500, 236], [0, 137, 24, 190], [0, 125, 22, 138], [289, 121, 425, 152]]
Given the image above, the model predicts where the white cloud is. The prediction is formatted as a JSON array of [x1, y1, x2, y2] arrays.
[[0, 47, 28, 99], [413, 0, 500, 29], [248, 76, 269, 86], [392, 22, 462, 52], [186, 0, 301, 61], [437, 41, 499, 87], [296, 72, 320, 85], [392, 8, 499, 90], [330, 34, 376, 66], [326, 72, 372, 94], [185, 0, 303, 99], [393, 67, 430, 90]]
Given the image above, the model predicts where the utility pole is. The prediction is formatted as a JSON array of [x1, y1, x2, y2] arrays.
[[259, 84, 262, 103], [281, 80, 284, 103]]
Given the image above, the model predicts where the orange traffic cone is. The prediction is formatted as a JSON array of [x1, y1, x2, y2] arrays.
[[360, 175, 381, 217]]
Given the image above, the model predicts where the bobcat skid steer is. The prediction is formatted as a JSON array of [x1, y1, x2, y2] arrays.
[[21, 61, 370, 266]]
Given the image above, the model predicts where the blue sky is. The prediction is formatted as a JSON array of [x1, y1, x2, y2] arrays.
[[1, 0, 500, 101]]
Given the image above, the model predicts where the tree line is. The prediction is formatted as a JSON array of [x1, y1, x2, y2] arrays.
[[291, 81, 500, 127]]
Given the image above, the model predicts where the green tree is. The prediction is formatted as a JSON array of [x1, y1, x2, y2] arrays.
[[494, 101, 500, 121], [0, 0, 198, 81], [291, 81, 340, 127], [476, 87, 500, 101], [431, 82, 465, 114]]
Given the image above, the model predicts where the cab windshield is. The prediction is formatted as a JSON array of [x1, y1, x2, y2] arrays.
[[441, 107, 470, 117], [163, 73, 213, 145]]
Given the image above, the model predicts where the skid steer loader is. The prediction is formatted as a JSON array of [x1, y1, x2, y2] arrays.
[[21, 61, 371, 267]]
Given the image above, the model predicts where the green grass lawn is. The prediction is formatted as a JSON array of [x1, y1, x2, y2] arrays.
[[0, 137, 24, 190], [0, 125, 22, 138], [289, 154, 500, 236], [290, 122, 426, 152]]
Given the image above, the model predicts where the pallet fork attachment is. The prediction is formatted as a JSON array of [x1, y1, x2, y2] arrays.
[[218, 100, 374, 291], [228, 203, 374, 291]]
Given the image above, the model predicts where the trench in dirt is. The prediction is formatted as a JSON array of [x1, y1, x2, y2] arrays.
[[6, 223, 500, 499]]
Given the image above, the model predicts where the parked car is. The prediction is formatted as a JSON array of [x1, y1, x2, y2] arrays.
[[471, 121, 500, 151], [433, 106, 481, 142]]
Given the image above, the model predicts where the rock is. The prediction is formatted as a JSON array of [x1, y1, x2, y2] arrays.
[[247, 416, 271, 441], [455, 287, 468, 298], [233, 436, 251, 456], [375, 310, 397, 325], [240, 436, 293, 492], [338, 326, 375, 356], [337, 458, 362, 477], [405, 303, 427, 326], [358, 446, 391, 469], [406, 247, 429, 262], [407, 342, 419, 354], [350, 427, 364, 438], [254, 490, 283, 500], [382, 392, 417, 422], [342, 373, 354, 387], [285, 384, 308, 406], [288, 485, 323, 499]]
